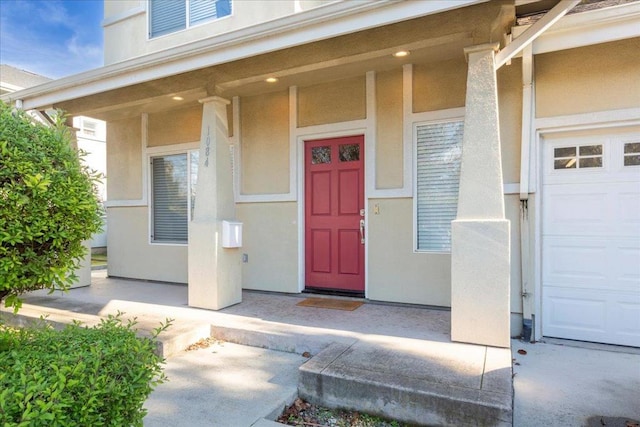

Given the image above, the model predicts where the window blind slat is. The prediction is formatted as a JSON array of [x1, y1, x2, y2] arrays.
[[189, 0, 217, 25], [150, 0, 186, 37], [152, 154, 188, 243], [416, 120, 464, 252]]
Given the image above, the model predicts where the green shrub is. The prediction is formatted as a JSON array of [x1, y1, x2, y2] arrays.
[[0, 314, 170, 426], [0, 101, 102, 310]]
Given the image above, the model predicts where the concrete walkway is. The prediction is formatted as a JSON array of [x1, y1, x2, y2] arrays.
[[144, 342, 303, 427], [2, 271, 638, 426], [512, 339, 640, 427]]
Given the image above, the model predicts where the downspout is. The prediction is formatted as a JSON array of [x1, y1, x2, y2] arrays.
[[495, 0, 580, 342], [519, 43, 534, 342]]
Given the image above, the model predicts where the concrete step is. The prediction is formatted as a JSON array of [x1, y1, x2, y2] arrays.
[[0, 303, 211, 359], [298, 341, 513, 427]]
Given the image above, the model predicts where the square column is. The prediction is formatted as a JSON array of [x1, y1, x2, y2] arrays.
[[188, 96, 241, 310], [451, 44, 511, 348]]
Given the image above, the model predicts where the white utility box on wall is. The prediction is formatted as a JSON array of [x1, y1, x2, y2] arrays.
[[222, 220, 243, 248]]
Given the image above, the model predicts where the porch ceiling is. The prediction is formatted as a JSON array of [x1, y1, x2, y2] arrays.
[[54, 1, 510, 121]]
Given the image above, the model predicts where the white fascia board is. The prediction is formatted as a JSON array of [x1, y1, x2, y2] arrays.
[[512, 2, 640, 55], [4, 0, 486, 111]]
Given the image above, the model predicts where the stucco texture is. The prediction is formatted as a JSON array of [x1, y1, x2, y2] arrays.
[[107, 117, 142, 200], [240, 90, 290, 194], [107, 206, 188, 283], [236, 202, 299, 293], [148, 105, 202, 147], [535, 38, 640, 118], [298, 76, 366, 127], [375, 68, 403, 189], [367, 198, 451, 307]]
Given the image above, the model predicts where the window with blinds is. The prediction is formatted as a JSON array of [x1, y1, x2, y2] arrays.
[[151, 151, 199, 243], [149, 0, 232, 38], [415, 120, 464, 252]]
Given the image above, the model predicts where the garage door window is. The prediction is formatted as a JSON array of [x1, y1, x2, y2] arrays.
[[554, 144, 603, 170], [624, 142, 640, 166]]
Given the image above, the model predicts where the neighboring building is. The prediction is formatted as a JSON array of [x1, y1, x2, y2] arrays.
[[2, 0, 639, 348], [0, 64, 108, 249]]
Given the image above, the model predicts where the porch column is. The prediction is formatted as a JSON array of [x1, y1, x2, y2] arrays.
[[66, 117, 92, 288], [451, 43, 510, 348], [188, 96, 241, 310]]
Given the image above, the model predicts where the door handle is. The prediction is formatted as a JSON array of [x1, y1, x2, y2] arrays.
[[360, 219, 365, 244]]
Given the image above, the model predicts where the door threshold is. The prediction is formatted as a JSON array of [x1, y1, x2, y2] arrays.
[[303, 287, 365, 299]]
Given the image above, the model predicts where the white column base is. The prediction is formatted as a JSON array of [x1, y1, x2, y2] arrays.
[[451, 219, 511, 348], [70, 240, 92, 288], [188, 221, 242, 311]]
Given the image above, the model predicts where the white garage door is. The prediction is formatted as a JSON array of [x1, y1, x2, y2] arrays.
[[542, 129, 640, 347]]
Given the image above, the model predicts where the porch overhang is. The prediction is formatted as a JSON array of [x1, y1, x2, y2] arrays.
[[1, 0, 486, 113]]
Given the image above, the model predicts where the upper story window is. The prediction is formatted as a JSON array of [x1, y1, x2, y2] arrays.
[[81, 119, 97, 137], [149, 0, 232, 38]]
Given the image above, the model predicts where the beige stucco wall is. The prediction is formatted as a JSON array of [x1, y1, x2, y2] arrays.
[[375, 68, 403, 189], [107, 117, 142, 200], [298, 76, 366, 127], [104, 1, 330, 64], [148, 105, 202, 147], [536, 38, 640, 118], [236, 202, 299, 293], [103, 0, 139, 17], [367, 198, 451, 307], [107, 206, 188, 283], [498, 58, 522, 185], [240, 90, 290, 194], [413, 58, 467, 113]]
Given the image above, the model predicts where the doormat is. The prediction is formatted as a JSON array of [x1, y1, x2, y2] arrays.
[[296, 297, 363, 311]]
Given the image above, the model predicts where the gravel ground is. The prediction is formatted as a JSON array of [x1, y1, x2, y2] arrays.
[[276, 398, 413, 427]]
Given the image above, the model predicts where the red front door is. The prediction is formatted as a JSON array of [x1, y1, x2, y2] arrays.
[[304, 135, 365, 293]]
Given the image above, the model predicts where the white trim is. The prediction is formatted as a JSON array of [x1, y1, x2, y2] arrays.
[[503, 183, 520, 194], [102, 2, 146, 28], [145, 141, 199, 155], [104, 200, 148, 208], [365, 71, 377, 198], [232, 96, 240, 201], [411, 107, 466, 125], [6, 0, 484, 110], [147, 0, 234, 41], [106, 113, 149, 207], [146, 143, 200, 246], [234, 89, 297, 203], [495, 0, 579, 70], [535, 108, 640, 132], [289, 86, 298, 201], [296, 128, 369, 296], [511, 2, 640, 55], [0, 81, 24, 92], [520, 44, 535, 199], [412, 112, 466, 254]]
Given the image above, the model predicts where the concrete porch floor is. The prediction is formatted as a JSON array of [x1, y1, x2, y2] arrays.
[[1, 270, 513, 425]]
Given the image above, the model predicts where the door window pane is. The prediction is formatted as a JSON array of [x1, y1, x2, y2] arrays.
[[339, 144, 360, 162], [311, 146, 331, 164]]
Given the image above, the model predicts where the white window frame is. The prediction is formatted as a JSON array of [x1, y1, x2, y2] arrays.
[[148, 0, 233, 39], [148, 147, 199, 245], [413, 115, 464, 254], [80, 118, 98, 137]]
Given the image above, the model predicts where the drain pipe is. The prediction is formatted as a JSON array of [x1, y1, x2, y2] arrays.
[[519, 43, 535, 342]]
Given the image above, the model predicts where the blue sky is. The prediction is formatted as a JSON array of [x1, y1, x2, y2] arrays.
[[0, 0, 103, 79]]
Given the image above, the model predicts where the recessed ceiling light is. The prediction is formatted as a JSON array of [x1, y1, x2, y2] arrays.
[[265, 77, 278, 83], [393, 50, 410, 58], [172, 96, 184, 101]]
